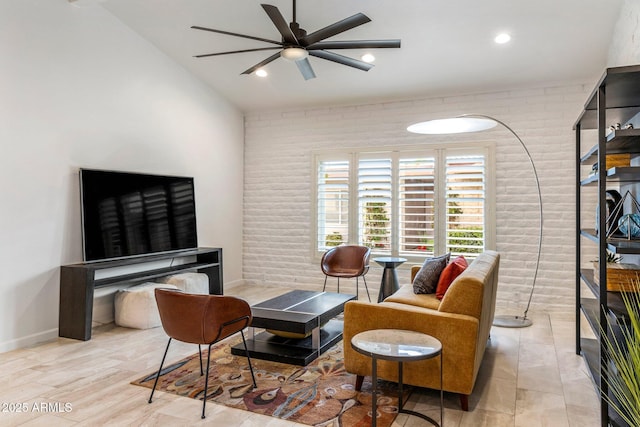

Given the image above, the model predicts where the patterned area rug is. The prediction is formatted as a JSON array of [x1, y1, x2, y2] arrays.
[[132, 339, 405, 426]]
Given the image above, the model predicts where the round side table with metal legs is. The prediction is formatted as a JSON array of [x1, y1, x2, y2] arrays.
[[351, 329, 443, 427]]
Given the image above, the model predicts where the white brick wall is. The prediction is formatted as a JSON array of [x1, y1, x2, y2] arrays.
[[244, 83, 594, 315]]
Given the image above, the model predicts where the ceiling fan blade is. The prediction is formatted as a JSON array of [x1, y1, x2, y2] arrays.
[[301, 13, 371, 46], [194, 47, 282, 58], [191, 25, 283, 46], [241, 52, 281, 75], [309, 50, 373, 71], [261, 4, 298, 45], [307, 40, 401, 50], [295, 58, 316, 80]]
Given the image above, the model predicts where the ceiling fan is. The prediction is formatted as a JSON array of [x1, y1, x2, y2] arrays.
[[191, 0, 401, 80]]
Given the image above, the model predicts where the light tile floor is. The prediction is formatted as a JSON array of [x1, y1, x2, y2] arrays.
[[0, 284, 600, 426]]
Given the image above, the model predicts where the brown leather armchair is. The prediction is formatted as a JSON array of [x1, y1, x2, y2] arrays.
[[148, 289, 256, 419], [321, 245, 371, 301]]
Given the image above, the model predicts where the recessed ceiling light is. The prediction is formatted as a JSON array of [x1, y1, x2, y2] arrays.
[[361, 53, 375, 63], [494, 33, 511, 44], [255, 69, 268, 77], [68, 0, 106, 6]]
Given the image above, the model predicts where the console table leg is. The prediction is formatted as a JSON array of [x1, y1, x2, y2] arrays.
[[59, 267, 94, 341]]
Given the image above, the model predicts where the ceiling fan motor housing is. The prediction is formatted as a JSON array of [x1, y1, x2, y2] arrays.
[[289, 22, 307, 41]]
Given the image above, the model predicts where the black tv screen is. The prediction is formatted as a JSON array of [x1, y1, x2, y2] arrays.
[[80, 169, 198, 262]]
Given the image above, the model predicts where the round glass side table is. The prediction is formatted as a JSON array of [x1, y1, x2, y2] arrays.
[[351, 329, 443, 427]]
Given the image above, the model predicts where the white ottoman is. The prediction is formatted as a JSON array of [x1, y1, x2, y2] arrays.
[[114, 282, 178, 330], [160, 272, 209, 294]]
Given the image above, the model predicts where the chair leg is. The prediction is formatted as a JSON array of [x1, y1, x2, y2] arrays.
[[356, 277, 359, 299], [198, 344, 204, 376], [202, 343, 213, 419], [149, 338, 172, 404], [322, 275, 328, 292], [362, 275, 371, 302], [337, 277, 340, 293], [240, 330, 257, 388]]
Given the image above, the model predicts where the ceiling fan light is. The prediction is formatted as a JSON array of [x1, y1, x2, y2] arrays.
[[280, 47, 309, 61], [255, 69, 268, 77], [361, 53, 375, 63]]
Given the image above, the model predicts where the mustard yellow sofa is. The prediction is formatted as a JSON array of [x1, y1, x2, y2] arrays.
[[343, 250, 500, 411]]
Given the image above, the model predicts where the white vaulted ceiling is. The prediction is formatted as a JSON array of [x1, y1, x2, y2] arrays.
[[99, 0, 623, 112]]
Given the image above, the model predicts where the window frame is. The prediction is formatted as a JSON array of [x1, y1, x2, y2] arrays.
[[311, 142, 496, 263]]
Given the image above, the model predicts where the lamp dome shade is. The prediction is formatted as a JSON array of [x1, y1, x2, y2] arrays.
[[407, 117, 498, 134]]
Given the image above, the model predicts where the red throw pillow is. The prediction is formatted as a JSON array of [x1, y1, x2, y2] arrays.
[[435, 255, 468, 300]]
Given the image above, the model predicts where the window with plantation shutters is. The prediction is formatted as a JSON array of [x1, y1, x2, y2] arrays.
[[398, 157, 436, 257], [358, 158, 392, 253], [445, 154, 486, 256], [313, 145, 493, 262], [316, 159, 350, 250]]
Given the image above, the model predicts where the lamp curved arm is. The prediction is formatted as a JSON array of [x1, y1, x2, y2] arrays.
[[459, 114, 543, 321]]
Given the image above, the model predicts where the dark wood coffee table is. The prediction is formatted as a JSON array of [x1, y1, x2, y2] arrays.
[[230, 290, 356, 366]]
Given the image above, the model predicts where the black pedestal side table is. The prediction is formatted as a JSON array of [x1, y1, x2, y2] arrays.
[[373, 257, 407, 302], [351, 329, 443, 427]]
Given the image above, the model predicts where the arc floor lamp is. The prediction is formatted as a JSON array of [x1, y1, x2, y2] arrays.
[[407, 114, 543, 328]]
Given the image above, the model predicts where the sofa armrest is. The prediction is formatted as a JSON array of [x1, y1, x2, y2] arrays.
[[343, 300, 479, 394], [438, 275, 483, 319]]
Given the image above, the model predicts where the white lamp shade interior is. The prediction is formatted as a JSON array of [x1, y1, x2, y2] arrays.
[[407, 117, 498, 134]]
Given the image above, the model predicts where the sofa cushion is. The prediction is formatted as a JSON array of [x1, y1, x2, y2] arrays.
[[436, 255, 468, 300], [413, 253, 450, 294], [385, 283, 441, 310]]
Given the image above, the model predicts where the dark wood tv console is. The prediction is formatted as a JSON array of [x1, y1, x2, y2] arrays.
[[59, 247, 223, 341]]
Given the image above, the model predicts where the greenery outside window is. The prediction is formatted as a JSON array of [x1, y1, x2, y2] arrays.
[[314, 144, 495, 262]]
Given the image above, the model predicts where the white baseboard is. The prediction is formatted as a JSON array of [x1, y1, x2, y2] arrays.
[[0, 279, 248, 354], [224, 278, 246, 290], [0, 328, 59, 354]]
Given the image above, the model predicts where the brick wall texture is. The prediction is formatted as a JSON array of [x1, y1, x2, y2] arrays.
[[243, 84, 596, 315]]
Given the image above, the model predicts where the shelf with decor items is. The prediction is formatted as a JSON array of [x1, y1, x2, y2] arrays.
[[575, 65, 640, 427]]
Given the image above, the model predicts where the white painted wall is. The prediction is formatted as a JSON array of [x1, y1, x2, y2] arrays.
[[2, 0, 638, 353], [243, 85, 588, 315], [608, 0, 640, 67], [242, 0, 640, 319], [0, 0, 244, 351]]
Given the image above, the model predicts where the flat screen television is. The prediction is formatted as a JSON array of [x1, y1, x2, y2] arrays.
[[80, 168, 198, 262]]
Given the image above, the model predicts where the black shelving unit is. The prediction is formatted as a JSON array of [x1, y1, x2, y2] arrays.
[[575, 65, 640, 427]]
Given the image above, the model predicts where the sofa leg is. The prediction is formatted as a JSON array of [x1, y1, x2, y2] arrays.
[[459, 394, 469, 411], [355, 375, 364, 391]]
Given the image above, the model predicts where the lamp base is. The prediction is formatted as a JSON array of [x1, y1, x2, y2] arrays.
[[493, 314, 533, 328]]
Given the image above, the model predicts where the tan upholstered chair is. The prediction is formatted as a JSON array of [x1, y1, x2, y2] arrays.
[[321, 245, 371, 301], [148, 289, 256, 419]]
